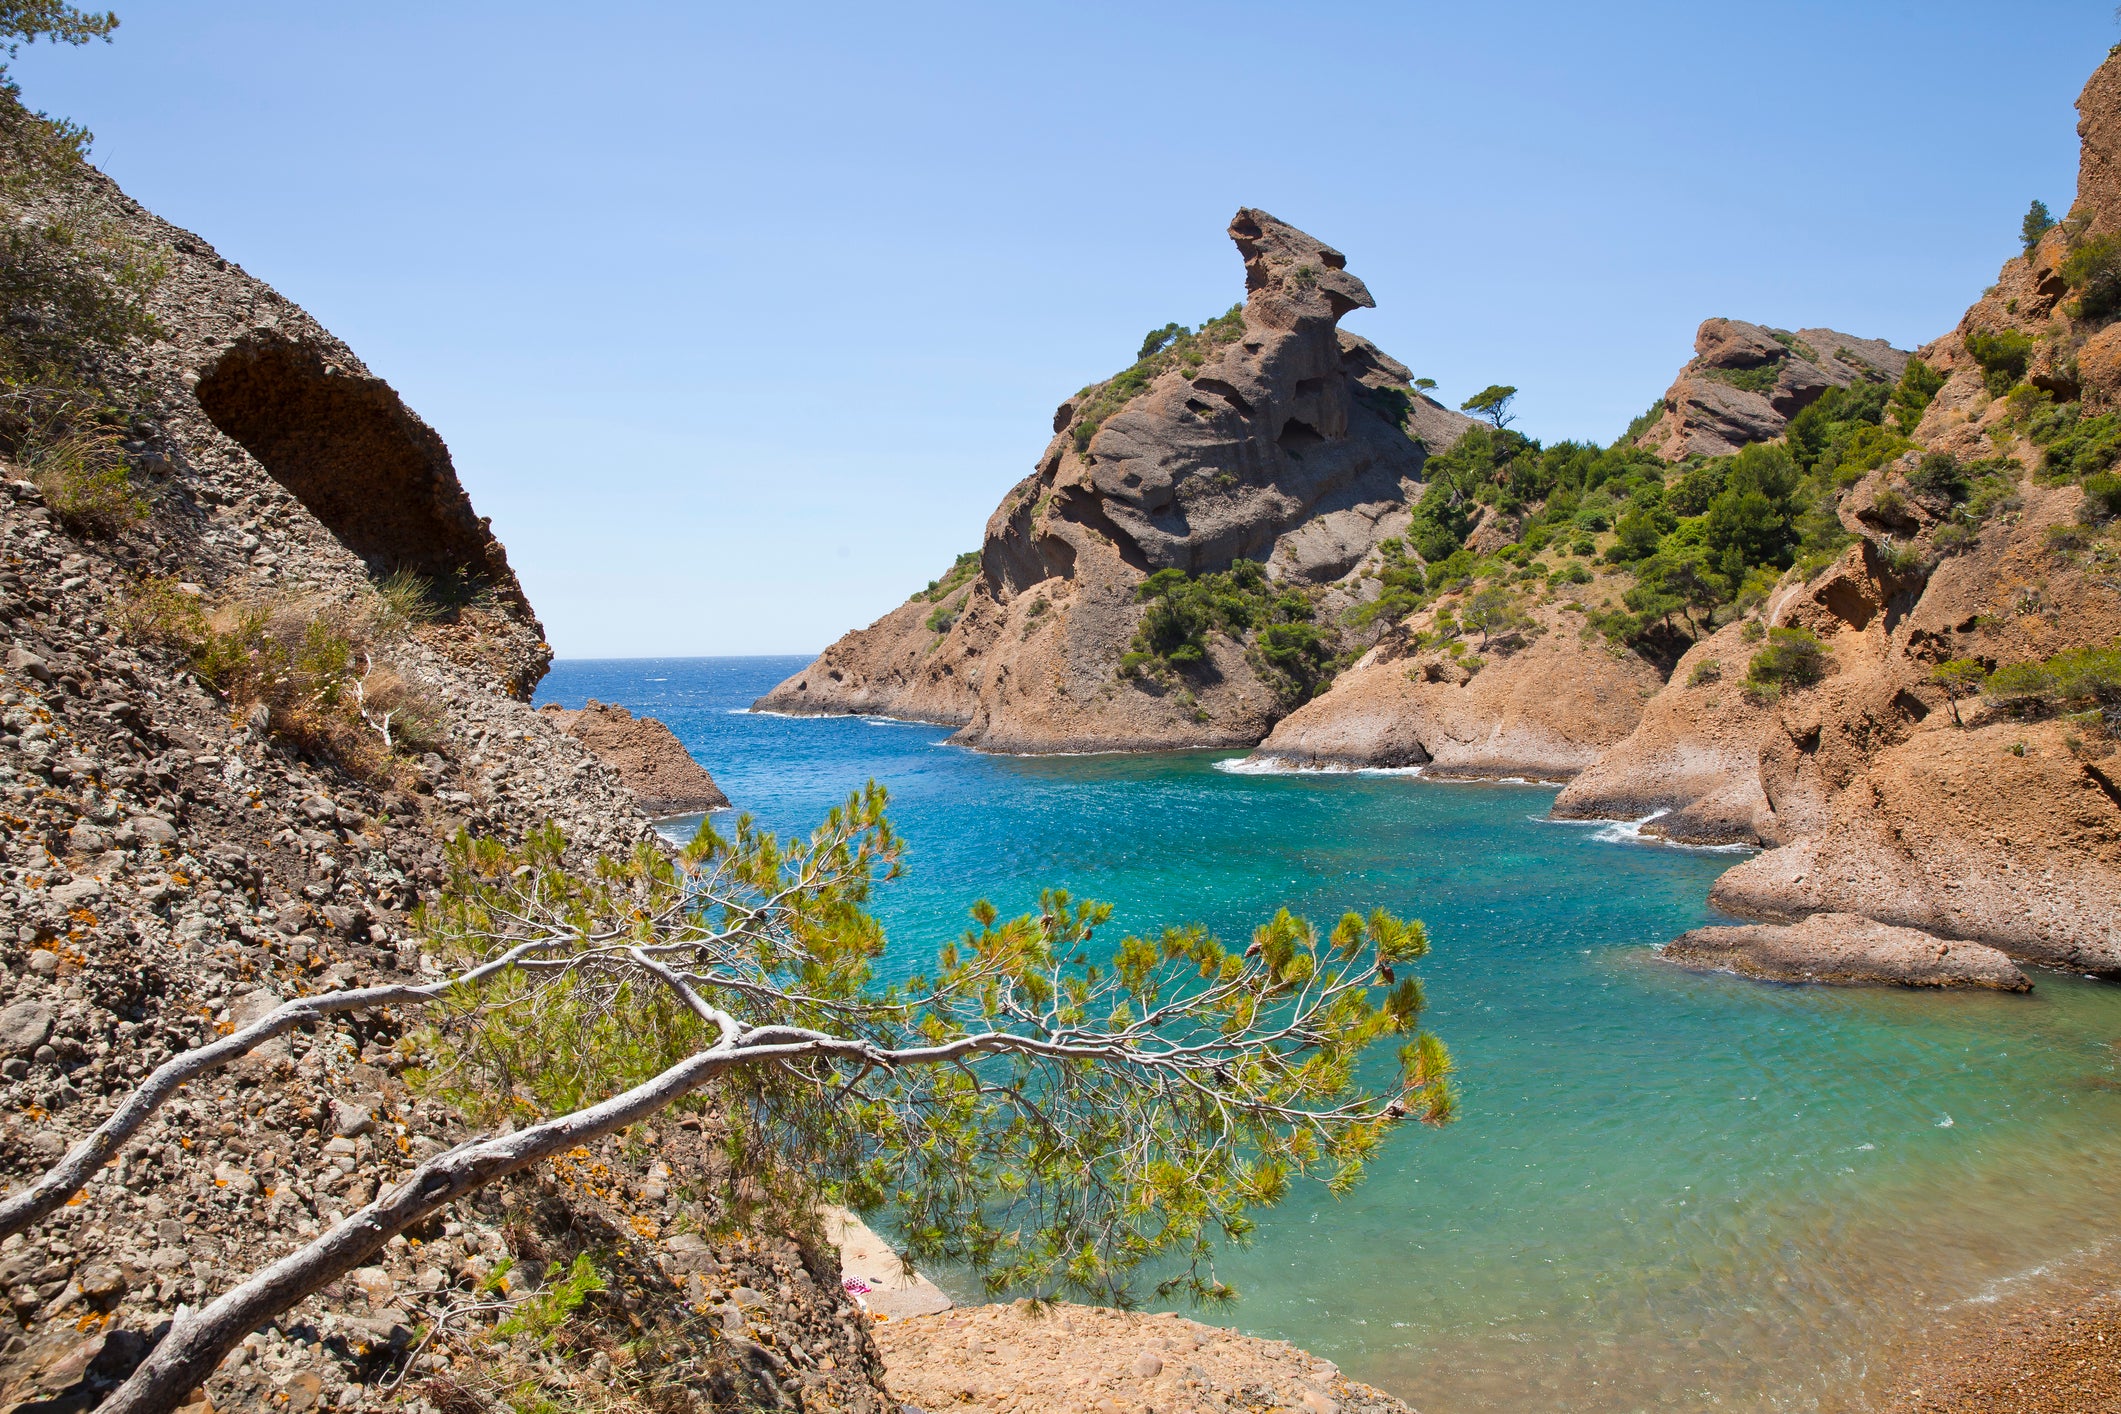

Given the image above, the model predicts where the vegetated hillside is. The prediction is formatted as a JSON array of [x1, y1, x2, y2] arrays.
[[1553, 52, 2121, 974], [1249, 330, 1922, 779], [755, 209, 1479, 752], [0, 78, 896, 1413]]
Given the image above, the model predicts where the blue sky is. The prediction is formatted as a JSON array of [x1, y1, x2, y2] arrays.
[[12, 2, 2117, 656]]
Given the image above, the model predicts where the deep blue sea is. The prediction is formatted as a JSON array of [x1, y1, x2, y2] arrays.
[[539, 656, 2121, 1413]]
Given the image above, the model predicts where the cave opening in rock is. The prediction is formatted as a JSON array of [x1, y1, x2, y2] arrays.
[[194, 335, 514, 601], [1278, 418, 1324, 453]]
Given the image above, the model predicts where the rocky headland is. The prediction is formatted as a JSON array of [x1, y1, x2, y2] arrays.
[[756, 208, 1478, 752], [1551, 53, 2121, 979], [535, 700, 728, 817]]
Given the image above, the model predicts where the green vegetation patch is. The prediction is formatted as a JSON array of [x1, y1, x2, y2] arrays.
[[1744, 626, 1828, 700], [916, 550, 981, 603], [1121, 559, 1341, 701], [1964, 328, 2034, 397], [1701, 363, 1780, 395]]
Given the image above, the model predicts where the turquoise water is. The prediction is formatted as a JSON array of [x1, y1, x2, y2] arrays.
[[539, 657, 2121, 1412]]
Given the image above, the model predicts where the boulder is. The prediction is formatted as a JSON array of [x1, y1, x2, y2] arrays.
[[539, 701, 728, 816], [1660, 912, 2031, 990]]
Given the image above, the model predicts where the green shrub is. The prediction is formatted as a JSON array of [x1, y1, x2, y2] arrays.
[[925, 602, 958, 633], [491, 1254, 607, 1347], [1982, 660, 2060, 714], [1827, 424, 1913, 484], [1125, 560, 1336, 698], [1970, 641, 2121, 722], [1703, 363, 1780, 395], [1744, 626, 1827, 698], [1906, 452, 1971, 503], [1889, 357, 1947, 433], [2036, 406, 2121, 481], [1254, 620, 1338, 700], [1687, 658, 1722, 687], [2082, 471, 2121, 521], [2061, 234, 2121, 323], [1964, 328, 2035, 396], [117, 577, 444, 781], [1876, 538, 1926, 576], [2023, 198, 2057, 257], [917, 551, 981, 602]]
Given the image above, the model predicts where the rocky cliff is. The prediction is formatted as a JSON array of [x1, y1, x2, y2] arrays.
[[0, 104, 894, 1414], [1635, 318, 1910, 460], [1553, 53, 2121, 974], [756, 209, 1476, 751], [1250, 592, 1663, 779]]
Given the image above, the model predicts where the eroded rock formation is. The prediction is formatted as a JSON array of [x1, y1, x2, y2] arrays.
[[1635, 319, 1910, 460], [1250, 594, 1662, 779], [757, 209, 1475, 752]]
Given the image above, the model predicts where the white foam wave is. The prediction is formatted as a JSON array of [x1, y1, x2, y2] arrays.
[[1532, 810, 1757, 854], [1214, 755, 1426, 778]]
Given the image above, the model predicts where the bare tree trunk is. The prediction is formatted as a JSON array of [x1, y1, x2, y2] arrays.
[[97, 1040, 757, 1414], [0, 944, 549, 1244]]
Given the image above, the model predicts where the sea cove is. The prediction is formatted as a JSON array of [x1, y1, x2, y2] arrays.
[[545, 657, 2121, 1413]]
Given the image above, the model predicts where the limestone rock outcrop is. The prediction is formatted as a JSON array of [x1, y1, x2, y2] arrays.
[[537, 700, 729, 816], [758, 210, 1476, 751], [1635, 319, 1910, 460], [1561, 52, 2121, 973], [1249, 595, 1662, 779], [1660, 913, 2032, 990]]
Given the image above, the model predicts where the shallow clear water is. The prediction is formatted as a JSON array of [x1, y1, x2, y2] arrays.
[[539, 656, 2121, 1412]]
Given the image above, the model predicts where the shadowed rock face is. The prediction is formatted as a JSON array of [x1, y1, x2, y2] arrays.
[[194, 333, 525, 602], [758, 209, 1475, 752], [989, 208, 1464, 593], [1635, 319, 1911, 460]]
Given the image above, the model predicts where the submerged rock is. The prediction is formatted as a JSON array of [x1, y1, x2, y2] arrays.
[[1659, 913, 2031, 991]]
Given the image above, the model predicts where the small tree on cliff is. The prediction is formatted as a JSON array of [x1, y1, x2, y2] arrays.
[[1930, 657, 1988, 727], [2022, 198, 2055, 257], [1460, 584, 1529, 650], [1460, 384, 1518, 429], [10, 787, 1455, 1414]]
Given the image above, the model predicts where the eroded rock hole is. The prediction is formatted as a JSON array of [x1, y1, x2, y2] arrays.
[[194, 335, 515, 595], [1278, 418, 1324, 453], [1192, 378, 1254, 418]]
